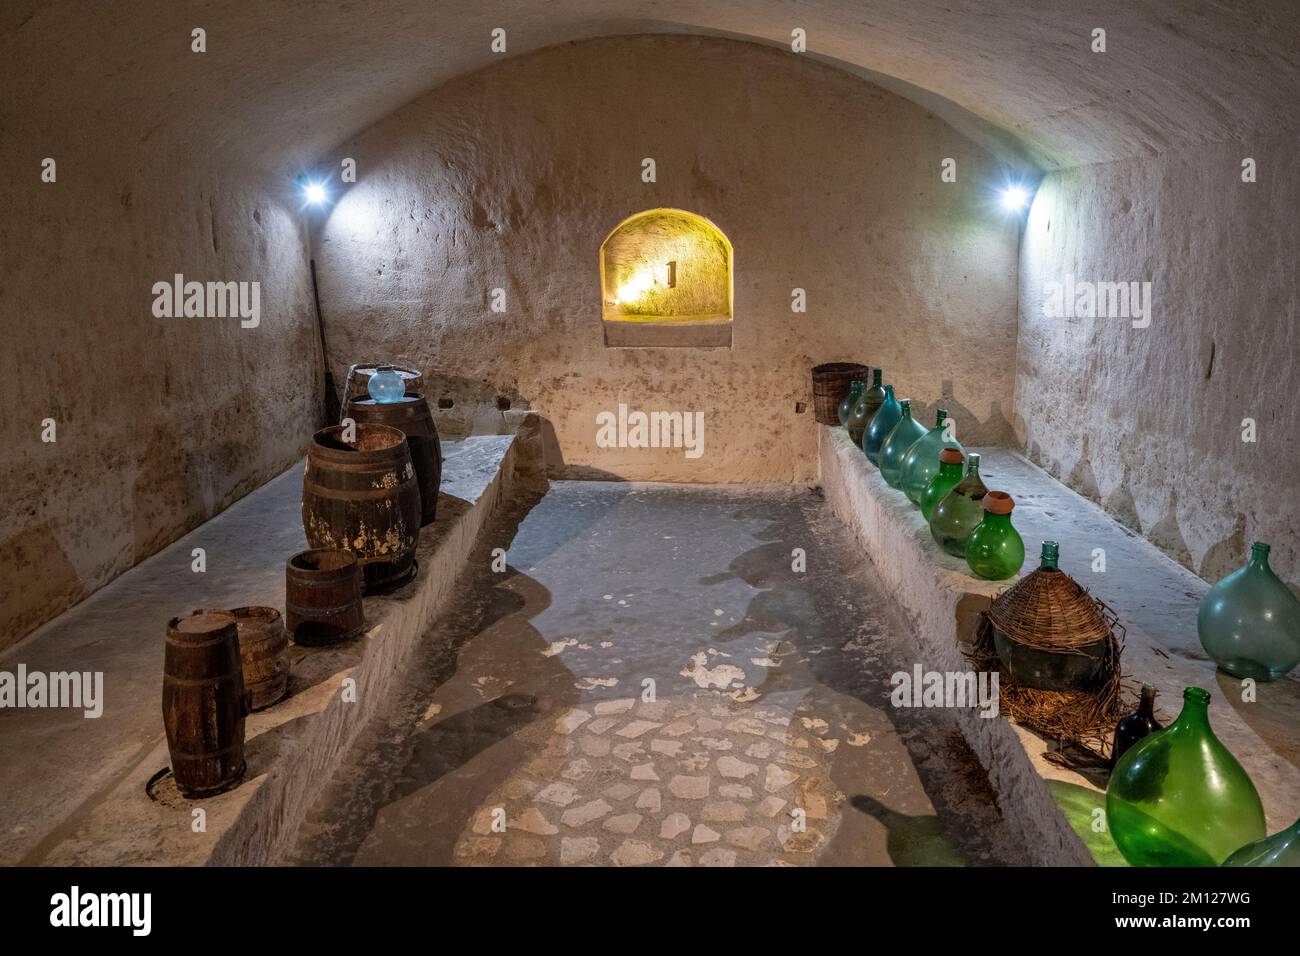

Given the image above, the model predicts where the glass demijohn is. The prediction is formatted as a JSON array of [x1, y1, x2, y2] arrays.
[[367, 364, 405, 403], [879, 400, 928, 489], [1106, 687, 1266, 867], [1197, 542, 1300, 681], [964, 491, 1024, 580], [837, 379, 865, 428], [1222, 818, 1300, 867], [919, 449, 965, 521], [900, 408, 964, 505], [928, 452, 988, 557], [847, 369, 886, 448]]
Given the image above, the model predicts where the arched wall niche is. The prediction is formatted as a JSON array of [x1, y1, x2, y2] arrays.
[[599, 208, 733, 347]]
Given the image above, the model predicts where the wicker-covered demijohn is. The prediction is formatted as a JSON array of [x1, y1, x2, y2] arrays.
[[965, 542, 1133, 768]]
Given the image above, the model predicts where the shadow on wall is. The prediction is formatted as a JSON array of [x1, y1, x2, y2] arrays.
[[907, 378, 1015, 448]]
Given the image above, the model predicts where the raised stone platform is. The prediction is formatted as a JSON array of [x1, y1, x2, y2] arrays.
[[0, 436, 518, 866], [819, 424, 1300, 865]]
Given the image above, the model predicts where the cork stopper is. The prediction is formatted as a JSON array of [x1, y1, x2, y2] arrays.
[[939, 448, 964, 465], [982, 491, 1015, 515]]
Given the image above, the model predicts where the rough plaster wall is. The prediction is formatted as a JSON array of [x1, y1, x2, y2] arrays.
[[0, 146, 322, 650], [1015, 136, 1299, 589], [313, 36, 1020, 482]]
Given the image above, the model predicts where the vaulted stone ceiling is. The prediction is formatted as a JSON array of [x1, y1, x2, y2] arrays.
[[5, 0, 1297, 174]]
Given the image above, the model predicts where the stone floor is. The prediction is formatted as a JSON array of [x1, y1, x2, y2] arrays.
[[290, 482, 1030, 867]]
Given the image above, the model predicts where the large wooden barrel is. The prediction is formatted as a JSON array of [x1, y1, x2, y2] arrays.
[[341, 394, 442, 526], [230, 607, 288, 710], [303, 424, 422, 592], [344, 364, 424, 402], [285, 549, 366, 646], [162, 610, 248, 798]]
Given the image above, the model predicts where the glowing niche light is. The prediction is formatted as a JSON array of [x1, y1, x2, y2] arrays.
[[600, 209, 732, 325]]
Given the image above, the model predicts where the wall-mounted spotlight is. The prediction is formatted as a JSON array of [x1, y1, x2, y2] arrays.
[[1001, 185, 1029, 212], [303, 181, 328, 206]]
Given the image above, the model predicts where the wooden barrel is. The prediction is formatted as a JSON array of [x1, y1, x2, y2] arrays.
[[303, 424, 422, 592], [344, 364, 424, 402], [811, 363, 870, 425], [341, 394, 442, 526], [285, 549, 366, 646], [230, 607, 288, 710], [162, 610, 248, 798]]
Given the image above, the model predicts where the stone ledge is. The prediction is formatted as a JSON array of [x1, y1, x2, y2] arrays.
[[818, 424, 1300, 866], [0, 435, 518, 866]]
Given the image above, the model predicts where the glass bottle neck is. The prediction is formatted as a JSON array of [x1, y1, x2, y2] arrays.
[[1136, 685, 1156, 718], [1248, 543, 1271, 571], [982, 512, 1013, 528], [872, 369, 882, 385], [934, 409, 948, 428], [1173, 689, 1211, 732], [938, 461, 964, 478], [1039, 541, 1059, 571]]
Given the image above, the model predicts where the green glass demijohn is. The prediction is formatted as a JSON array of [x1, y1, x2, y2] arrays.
[[900, 408, 964, 505], [880, 400, 927, 488], [862, 382, 901, 465], [1197, 542, 1300, 681], [837, 379, 866, 428], [964, 491, 1024, 581], [1106, 687, 1266, 867], [929, 452, 988, 557], [847, 369, 886, 448], [920, 449, 965, 521], [1222, 817, 1300, 867]]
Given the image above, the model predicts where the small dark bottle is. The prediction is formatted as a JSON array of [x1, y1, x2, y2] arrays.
[[1110, 684, 1162, 768]]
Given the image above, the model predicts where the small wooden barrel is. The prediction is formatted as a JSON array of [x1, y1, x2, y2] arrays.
[[811, 363, 870, 425], [341, 394, 442, 526], [302, 424, 422, 592], [344, 364, 424, 402], [230, 607, 288, 710], [285, 548, 366, 646], [162, 610, 248, 798]]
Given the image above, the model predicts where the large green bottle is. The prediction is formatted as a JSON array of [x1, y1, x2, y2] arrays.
[[919, 449, 965, 521], [928, 453, 987, 557], [1107, 687, 1266, 867], [1197, 542, 1300, 681], [964, 491, 1024, 580], [846, 369, 885, 448], [900, 408, 964, 505], [837, 379, 865, 428], [862, 383, 901, 465], [880, 401, 928, 489], [1222, 818, 1300, 867]]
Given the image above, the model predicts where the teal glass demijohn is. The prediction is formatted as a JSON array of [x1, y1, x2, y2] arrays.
[[837, 379, 865, 428], [1197, 542, 1300, 681], [846, 370, 885, 448], [861, 380, 899, 463], [880, 401, 928, 489], [1222, 818, 1300, 867], [900, 408, 964, 505], [964, 491, 1025, 581], [367, 364, 406, 403]]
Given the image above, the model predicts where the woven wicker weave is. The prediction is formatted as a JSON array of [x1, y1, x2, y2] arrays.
[[988, 567, 1112, 653], [810, 362, 869, 425]]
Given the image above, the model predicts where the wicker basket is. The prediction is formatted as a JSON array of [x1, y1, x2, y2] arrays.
[[811, 363, 870, 425], [988, 566, 1115, 691]]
